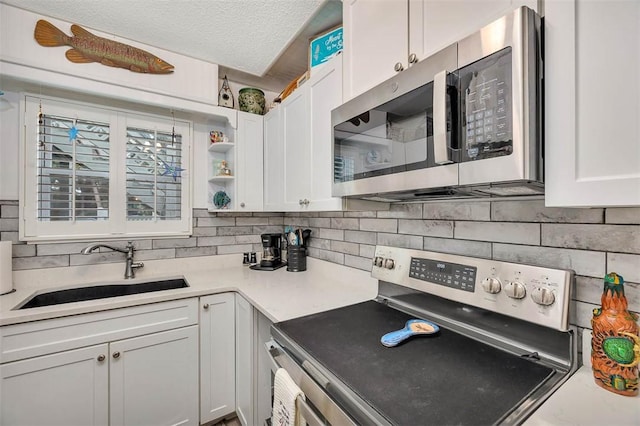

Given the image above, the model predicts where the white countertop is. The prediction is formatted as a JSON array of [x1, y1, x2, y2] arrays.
[[525, 329, 639, 425], [2, 256, 638, 424], [525, 366, 640, 425], [0, 254, 378, 326]]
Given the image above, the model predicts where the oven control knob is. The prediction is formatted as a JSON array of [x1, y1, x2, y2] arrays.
[[531, 287, 555, 306], [373, 256, 384, 267], [481, 277, 502, 294], [383, 258, 395, 270], [504, 280, 526, 299]]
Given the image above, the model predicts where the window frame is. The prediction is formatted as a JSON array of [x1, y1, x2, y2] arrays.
[[20, 94, 192, 242]]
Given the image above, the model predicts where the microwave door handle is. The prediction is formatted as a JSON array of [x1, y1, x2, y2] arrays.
[[433, 70, 453, 165]]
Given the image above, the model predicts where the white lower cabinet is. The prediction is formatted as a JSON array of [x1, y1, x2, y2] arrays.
[[1, 344, 109, 426], [254, 310, 274, 426], [1, 294, 276, 426], [235, 294, 254, 426], [0, 298, 199, 426], [110, 326, 199, 426], [199, 293, 236, 423], [235, 294, 274, 426]]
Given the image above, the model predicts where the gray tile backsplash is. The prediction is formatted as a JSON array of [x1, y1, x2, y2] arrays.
[[423, 201, 491, 221], [398, 219, 453, 238], [2, 200, 639, 331], [455, 221, 541, 245]]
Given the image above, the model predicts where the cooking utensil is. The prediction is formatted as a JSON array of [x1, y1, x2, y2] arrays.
[[380, 319, 440, 347], [301, 229, 312, 247], [287, 231, 298, 246]]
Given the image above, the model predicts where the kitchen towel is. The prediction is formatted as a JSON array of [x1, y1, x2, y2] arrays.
[[272, 368, 305, 426], [0, 241, 13, 295]]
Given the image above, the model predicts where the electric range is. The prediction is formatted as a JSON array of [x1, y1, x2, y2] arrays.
[[268, 246, 578, 425]]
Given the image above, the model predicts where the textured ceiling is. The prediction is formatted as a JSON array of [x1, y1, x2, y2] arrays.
[[3, 0, 339, 90]]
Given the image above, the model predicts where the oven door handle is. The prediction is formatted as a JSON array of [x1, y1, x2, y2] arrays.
[[302, 359, 330, 389], [266, 341, 358, 426], [296, 395, 324, 426]]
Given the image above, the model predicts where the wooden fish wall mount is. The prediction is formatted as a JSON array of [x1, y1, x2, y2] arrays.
[[34, 19, 174, 74]]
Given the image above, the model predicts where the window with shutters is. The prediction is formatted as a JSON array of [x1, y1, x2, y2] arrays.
[[21, 95, 192, 241]]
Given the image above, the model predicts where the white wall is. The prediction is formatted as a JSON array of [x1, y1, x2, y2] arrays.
[[0, 3, 219, 113], [0, 91, 20, 200]]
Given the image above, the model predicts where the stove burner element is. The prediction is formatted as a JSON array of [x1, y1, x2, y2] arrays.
[[380, 319, 440, 347]]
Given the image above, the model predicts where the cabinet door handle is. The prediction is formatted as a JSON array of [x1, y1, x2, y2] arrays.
[[303, 199, 310, 206], [97, 354, 106, 362], [112, 351, 121, 359], [203, 303, 210, 310], [240, 202, 245, 208], [408, 53, 418, 65], [299, 199, 304, 205], [394, 62, 404, 72]]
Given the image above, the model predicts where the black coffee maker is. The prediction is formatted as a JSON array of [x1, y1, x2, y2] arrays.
[[250, 233, 286, 271]]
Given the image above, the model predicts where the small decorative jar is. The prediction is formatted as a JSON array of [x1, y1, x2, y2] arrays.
[[213, 190, 231, 209], [238, 88, 266, 115], [216, 160, 231, 176], [591, 272, 640, 396], [210, 130, 226, 144]]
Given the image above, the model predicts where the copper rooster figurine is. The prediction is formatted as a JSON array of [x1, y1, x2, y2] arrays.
[[591, 273, 640, 396]]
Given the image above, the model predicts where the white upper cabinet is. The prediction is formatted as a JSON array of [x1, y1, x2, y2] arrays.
[[418, 0, 538, 59], [263, 107, 285, 211], [236, 111, 264, 211], [545, 0, 640, 207], [343, 0, 538, 100], [203, 110, 264, 212], [263, 55, 344, 211], [308, 55, 345, 211], [343, 0, 410, 100], [282, 84, 312, 210]]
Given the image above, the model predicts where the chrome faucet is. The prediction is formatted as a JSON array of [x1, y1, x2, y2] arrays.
[[81, 241, 144, 279]]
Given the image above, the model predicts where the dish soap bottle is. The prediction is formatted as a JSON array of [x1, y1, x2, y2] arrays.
[[591, 272, 640, 396]]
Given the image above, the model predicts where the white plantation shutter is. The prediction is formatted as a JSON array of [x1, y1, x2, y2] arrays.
[[37, 115, 110, 221], [126, 127, 182, 221], [22, 96, 191, 241]]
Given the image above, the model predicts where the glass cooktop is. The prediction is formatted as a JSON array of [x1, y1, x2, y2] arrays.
[[274, 300, 554, 425]]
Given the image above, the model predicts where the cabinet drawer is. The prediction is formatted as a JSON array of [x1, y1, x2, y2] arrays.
[[0, 298, 198, 363]]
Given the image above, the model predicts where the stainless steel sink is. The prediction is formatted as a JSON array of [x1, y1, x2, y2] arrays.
[[16, 278, 189, 310]]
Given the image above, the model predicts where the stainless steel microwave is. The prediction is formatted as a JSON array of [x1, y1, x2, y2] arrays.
[[332, 6, 543, 202]]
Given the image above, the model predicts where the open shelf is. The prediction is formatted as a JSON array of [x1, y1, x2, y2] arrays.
[[208, 176, 235, 183], [208, 142, 235, 153]]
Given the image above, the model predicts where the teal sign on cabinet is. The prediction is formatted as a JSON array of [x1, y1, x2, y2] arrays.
[[309, 26, 343, 68]]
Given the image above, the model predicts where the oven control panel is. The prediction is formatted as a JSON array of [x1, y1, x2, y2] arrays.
[[409, 258, 477, 292], [371, 246, 573, 331]]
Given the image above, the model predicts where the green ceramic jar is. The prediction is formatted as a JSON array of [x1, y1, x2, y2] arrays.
[[238, 88, 266, 115]]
